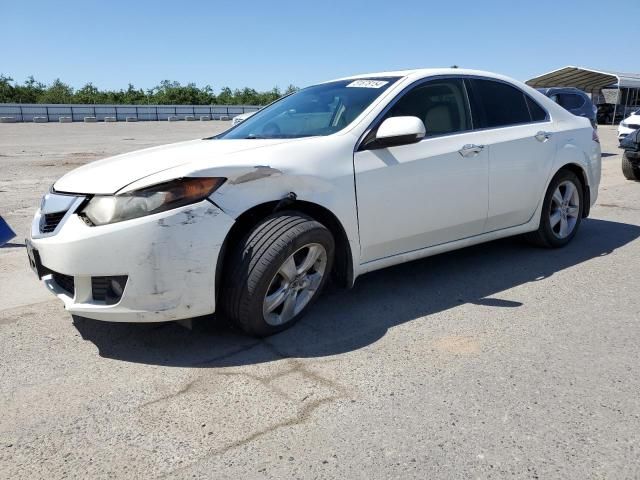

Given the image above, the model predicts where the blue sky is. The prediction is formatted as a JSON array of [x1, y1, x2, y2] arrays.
[[3, 0, 637, 92]]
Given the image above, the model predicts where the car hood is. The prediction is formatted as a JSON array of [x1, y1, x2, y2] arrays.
[[53, 137, 300, 194], [623, 114, 640, 124]]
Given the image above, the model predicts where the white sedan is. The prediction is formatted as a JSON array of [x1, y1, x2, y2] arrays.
[[618, 110, 640, 142], [28, 68, 601, 336]]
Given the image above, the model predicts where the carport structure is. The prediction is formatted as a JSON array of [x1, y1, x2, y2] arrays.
[[526, 66, 640, 124]]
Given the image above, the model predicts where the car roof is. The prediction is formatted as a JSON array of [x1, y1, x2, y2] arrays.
[[322, 68, 577, 123], [326, 68, 521, 84]]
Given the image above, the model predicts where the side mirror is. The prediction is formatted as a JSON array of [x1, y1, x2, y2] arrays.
[[371, 116, 426, 149]]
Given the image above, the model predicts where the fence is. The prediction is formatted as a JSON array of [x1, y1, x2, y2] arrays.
[[0, 103, 261, 122]]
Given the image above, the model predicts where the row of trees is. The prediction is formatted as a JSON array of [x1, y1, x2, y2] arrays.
[[0, 75, 298, 105]]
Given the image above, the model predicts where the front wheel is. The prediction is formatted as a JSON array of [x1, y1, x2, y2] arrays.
[[526, 170, 584, 248], [221, 212, 334, 337]]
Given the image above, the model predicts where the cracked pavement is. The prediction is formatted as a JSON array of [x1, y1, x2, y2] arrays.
[[1, 122, 639, 479]]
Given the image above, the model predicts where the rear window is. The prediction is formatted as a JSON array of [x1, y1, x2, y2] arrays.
[[467, 78, 532, 128]]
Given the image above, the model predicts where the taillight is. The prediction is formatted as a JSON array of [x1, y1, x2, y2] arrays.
[[592, 129, 600, 143]]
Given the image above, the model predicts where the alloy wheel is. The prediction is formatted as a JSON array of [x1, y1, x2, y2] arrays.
[[549, 180, 580, 239], [263, 243, 328, 326]]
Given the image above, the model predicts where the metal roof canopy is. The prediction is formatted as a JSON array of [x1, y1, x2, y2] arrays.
[[526, 66, 640, 90]]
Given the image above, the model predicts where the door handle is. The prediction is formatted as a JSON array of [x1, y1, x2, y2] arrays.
[[535, 131, 553, 142], [458, 144, 484, 157]]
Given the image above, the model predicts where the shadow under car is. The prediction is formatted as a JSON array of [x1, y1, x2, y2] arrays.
[[73, 218, 639, 368]]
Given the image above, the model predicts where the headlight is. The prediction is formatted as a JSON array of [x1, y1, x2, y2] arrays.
[[621, 121, 628, 128], [81, 177, 225, 226]]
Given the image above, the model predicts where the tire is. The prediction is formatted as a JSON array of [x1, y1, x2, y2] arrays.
[[220, 212, 334, 337], [622, 153, 640, 181], [526, 169, 584, 248]]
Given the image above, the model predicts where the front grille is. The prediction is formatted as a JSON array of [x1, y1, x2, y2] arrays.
[[627, 124, 640, 130], [52, 271, 74, 296], [41, 211, 67, 233]]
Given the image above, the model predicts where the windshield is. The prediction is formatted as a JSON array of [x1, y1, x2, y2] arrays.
[[218, 78, 399, 139]]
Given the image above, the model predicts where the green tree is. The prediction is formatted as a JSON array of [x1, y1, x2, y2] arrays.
[[0, 74, 297, 106], [217, 86, 233, 105], [74, 82, 101, 104], [284, 84, 299, 95], [196, 84, 216, 104], [259, 86, 281, 104], [12, 76, 46, 103], [40, 78, 74, 103], [122, 83, 146, 104], [0, 74, 15, 103], [149, 80, 206, 105]]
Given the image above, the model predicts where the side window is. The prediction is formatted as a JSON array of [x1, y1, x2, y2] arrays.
[[385, 78, 471, 136], [557, 93, 585, 110], [467, 78, 532, 128], [525, 95, 548, 122]]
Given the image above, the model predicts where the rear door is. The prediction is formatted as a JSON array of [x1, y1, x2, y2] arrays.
[[466, 78, 556, 231]]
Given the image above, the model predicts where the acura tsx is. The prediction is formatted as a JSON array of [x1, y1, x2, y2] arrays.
[[27, 68, 601, 336]]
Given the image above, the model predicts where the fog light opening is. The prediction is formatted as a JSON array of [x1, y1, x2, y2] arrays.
[[110, 278, 125, 297], [91, 275, 128, 304], [106, 276, 128, 304]]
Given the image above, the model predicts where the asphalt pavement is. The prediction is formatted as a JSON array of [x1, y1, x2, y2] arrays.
[[0, 122, 638, 479]]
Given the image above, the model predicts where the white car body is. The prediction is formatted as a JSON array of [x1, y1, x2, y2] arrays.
[[29, 68, 601, 323], [231, 110, 257, 126], [618, 111, 640, 141]]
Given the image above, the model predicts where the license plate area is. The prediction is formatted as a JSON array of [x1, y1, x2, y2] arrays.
[[26, 239, 47, 278]]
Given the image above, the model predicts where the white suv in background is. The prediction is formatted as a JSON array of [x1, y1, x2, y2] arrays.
[[28, 68, 601, 336], [619, 110, 640, 143]]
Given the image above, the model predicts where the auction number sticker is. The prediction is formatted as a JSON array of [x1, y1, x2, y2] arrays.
[[346, 80, 389, 88]]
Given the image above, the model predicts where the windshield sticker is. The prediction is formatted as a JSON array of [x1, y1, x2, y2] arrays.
[[346, 80, 389, 89]]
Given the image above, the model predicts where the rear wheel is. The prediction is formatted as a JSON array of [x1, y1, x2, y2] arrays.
[[221, 212, 334, 337], [622, 153, 640, 181], [526, 170, 583, 248]]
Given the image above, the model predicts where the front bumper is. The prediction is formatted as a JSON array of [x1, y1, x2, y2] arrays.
[[29, 199, 235, 322], [618, 125, 636, 141]]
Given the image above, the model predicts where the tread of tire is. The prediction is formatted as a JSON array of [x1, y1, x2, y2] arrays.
[[222, 212, 324, 330], [622, 154, 640, 181], [225, 215, 306, 320]]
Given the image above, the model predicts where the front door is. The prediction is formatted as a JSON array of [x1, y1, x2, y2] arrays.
[[354, 78, 489, 263]]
